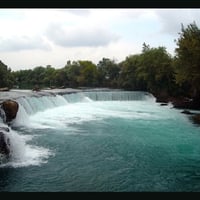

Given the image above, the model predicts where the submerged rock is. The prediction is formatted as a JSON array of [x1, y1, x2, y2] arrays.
[[191, 114, 200, 125], [1, 100, 19, 123], [32, 85, 41, 92], [181, 110, 193, 115], [160, 103, 168, 106]]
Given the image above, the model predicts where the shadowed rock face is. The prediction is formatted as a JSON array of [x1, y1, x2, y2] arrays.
[[191, 114, 200, 125], [1, 100, 19, 123], [0, 131, 10, 157]]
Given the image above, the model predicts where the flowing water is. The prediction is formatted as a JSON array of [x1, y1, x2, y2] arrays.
[[0, 91, 200, 192]]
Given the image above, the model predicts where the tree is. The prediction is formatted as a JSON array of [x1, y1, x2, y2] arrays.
[[174, 22, 200, 98], [13, 69, 29, 89], [43, 65, 56, 88], [0, 60, 13, 88], [118, 54, 146, 90], [77, 61, 97, 87], [136, 44, 175, 96], [97, 58, 120, 88], [64, 61, 81, 88]]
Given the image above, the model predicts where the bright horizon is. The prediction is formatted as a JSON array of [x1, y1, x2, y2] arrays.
[[0, 8, 200, 71]]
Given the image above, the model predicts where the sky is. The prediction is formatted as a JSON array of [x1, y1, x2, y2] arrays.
[[0, 9, 200, 71]]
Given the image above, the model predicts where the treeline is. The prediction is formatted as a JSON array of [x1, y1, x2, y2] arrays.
[[0, 60, 14, 89], [1, 22, 200, 102]]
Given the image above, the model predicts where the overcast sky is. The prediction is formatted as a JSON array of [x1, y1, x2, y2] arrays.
[[0, 9, 199, 71]]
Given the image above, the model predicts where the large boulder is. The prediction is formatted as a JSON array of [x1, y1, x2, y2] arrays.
[[0, 131, 10, 157], [181, 110, 193, 115], [1, 100, 19, 123], [191, 114, 200, 125], [0, 87, 9, 92]]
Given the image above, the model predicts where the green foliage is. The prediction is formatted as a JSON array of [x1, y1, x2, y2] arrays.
[[174, 22, 200, 97], [77, 60, 97, 87], [97, 58, 120, 88], [43, 65, 56, 87], [8, 45, 176, 95], [137, 45, 175, 95], [119, 44, 175, 96], [12, 69, 33, 89], [0, 60, 14, 88], [118, 54, 146, 90], [64, 61, 81, 87]]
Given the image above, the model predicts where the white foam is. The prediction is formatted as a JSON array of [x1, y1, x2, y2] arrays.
[[1, 92, 180, 168], [21, 100, 170, 132], [82, 97, 93, 102], [12, 103, 31, 127], [0, 128, 54, 168], [13, 96, 183, 133]]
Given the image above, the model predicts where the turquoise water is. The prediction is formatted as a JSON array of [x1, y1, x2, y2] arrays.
[[1, 91, 200, 191]]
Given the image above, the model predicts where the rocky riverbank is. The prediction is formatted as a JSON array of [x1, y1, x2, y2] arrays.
[[154, 93, 200, 125]]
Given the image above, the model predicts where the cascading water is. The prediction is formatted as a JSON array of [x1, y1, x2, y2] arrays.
[[0, 104, 52, 167], [1, 90, 200, 192], [62, 91, 155, 102], [15, 91, 154, 118], [80, 91, 155, 101], [0, 91, 156, 166], [0, 107, 10, 163]]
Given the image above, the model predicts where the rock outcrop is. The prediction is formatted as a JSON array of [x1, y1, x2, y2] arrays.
[[181, 110, 193, 115], [1, 100, 19, 123], [0, 128, 10, 157], [191, 114, 200, 125], [160, 103, 168, 106], [0, 87, 9, 92]]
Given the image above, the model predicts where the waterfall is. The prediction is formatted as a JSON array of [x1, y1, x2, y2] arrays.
[[0, 126, 52, 167], [0, 105, 52, 167], [15, 91, 155, 119], [63, 93, 89, 103], [82, 91, 155, 101], [0, 107, 24, 165], [0, 90, 155, 167], [16, 95, 68, 116]]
